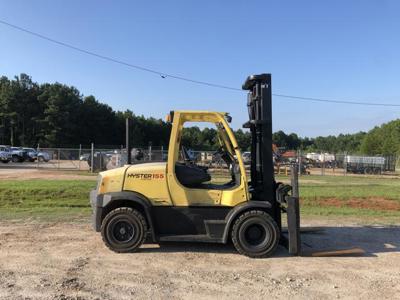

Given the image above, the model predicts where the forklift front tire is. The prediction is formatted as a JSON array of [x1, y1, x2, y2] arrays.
[[231, 210, 280, 258], [101, 207, 147, 253]]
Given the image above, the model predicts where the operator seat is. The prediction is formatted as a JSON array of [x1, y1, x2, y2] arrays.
[[175, 162, 211, 187]]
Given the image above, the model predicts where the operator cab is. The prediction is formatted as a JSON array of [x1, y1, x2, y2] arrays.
[[167, 111, 241, 190]]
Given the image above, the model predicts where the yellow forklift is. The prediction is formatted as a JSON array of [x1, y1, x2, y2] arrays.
[[90, 74, 300, 257]]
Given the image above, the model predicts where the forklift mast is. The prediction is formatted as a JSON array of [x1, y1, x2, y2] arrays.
[[242, 74, 281, 227]]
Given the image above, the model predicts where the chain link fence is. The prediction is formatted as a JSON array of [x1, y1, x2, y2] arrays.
[[0, 145, 398, 177], [276, 151, 398, 176]]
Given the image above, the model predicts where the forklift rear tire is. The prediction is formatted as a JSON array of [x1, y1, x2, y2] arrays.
[[101, 207, 147, 253], [231, 210, 280, 258]]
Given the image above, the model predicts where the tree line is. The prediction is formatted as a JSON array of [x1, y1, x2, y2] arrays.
[[0, 74, 398, 155], [0, 74, 170, 148]]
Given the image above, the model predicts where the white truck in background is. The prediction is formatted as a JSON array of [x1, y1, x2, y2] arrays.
[[345, 155, 385, 174]]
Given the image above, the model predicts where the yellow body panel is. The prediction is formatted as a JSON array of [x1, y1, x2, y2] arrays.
[[122, 162, 172, 206], [97, 110, 250, 208], [98, 167, 126, 194]]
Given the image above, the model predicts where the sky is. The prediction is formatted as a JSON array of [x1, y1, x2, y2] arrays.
[[0, 0, 399, 137]]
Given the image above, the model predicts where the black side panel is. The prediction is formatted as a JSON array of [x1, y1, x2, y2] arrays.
[[152, 206, 231, 235]]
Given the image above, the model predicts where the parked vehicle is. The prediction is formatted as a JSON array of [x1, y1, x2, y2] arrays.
[[87, 152, 111, 172], [10, 147, 29, 162], [23, 148, 38, 162], [37, 150, 51, 162], [22, 148, 51, 162], [345, 155, 385, 174], [80, 153, 90, 161], [305, 153, 338, 168], [0, 145, 12, 163]]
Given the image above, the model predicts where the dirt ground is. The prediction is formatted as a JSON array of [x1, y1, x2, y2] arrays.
[[315, 197, 400, 211], [0, 168, 95, 181], [0, 219, 399, 300]]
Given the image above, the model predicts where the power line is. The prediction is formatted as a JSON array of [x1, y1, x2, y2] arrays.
[[0, 19, 241, 91], [272, 93, 400, 107], [1, 19, 399, 107]]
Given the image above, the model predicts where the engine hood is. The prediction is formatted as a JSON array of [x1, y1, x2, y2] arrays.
[[125, 162, 167, 173], [98, 162, 168, 195], [99, 162, 167, 177]]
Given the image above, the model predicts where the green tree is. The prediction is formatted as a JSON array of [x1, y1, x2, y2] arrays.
[[38, 83, 82, 146], [234, 129, 251, 151], [361, 120, 400, 155]]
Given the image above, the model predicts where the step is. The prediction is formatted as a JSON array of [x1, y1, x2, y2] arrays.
[[158, 234, 223, 243]]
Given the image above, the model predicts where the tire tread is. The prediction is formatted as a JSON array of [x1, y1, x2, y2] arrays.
[[231, 210, 280, 258], [101, 207, 147, 253]]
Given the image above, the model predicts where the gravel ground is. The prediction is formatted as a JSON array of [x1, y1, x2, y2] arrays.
[[0, 219, 399, 300]]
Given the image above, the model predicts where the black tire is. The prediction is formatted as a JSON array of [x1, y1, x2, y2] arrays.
[[11, 155, 20, 163], [231, 210, 280, 258], [101, 207, 147, 253], [364, 167, 371, 175], [1, 160, 10, 164]]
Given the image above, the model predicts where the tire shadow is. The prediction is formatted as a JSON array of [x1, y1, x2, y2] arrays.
[[298, 225, 400, 257], [140, 225, 400, 258]]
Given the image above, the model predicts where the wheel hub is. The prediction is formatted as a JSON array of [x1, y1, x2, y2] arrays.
[[245, 224, 267, 246], [112, 220, 134, 243]]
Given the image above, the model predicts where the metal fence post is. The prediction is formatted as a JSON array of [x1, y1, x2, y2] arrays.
[[36, 143, 40, 169], [120, 144, 123, 167], [99, 150, 102, 171], [149, 144, 152, 161], [57, 148, 60, 170], [91, 143, 94, 173], [298, 150, 302, 176], [78, 144, 82, 170]]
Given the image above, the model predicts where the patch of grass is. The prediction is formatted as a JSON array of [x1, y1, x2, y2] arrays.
[[215, 174, 400, 218], [0, 180, 95, 220], [61, 170, 99, 176], [278, 175, 400, 218], [1, 175, 400, 221], [291, 175, 400, 201]]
